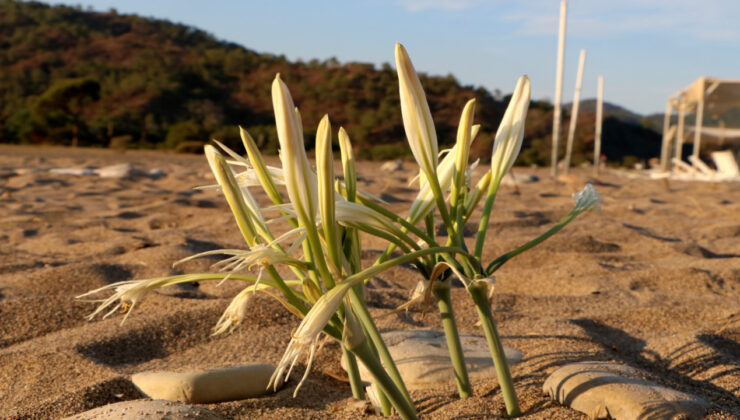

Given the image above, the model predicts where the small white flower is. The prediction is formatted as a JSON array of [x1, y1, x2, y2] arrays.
[[205, 145, 262, 246], [451, 99, 477, 204], [338, 127, 357, 200], [315, 115, 341, 265], [406, 140, 457, 224], [396, 43, 439, 182], [490, 75, 531, 184], [572, 183, 602, 213], [272, 74, 319, 231], [406, 122, 481, 225]]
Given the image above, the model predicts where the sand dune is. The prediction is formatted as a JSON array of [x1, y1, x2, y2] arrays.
[[1, 145, 738, 419]]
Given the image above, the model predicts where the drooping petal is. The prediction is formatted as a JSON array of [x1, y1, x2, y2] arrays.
[[269, 280, 354, 394], [212, 285, 253, 335]]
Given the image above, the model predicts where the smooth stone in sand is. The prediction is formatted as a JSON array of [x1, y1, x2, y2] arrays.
[[543, 362, 708, 420], [62, 399, 223, 420], [343, 329, 522, 390], [501, 172, 539, 186], [95, 163, 136, 178], [50, 167, 95, 176], [380, 159, 404, 172], [131, 364, 282, 404]]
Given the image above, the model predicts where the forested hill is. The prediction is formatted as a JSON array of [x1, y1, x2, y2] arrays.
[[0, 0, 660, 164]]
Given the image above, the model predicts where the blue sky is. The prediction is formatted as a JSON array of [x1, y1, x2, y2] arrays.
[[47, 0, 740, 115]]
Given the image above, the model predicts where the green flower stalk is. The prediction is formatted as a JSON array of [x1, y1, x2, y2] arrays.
[[432, 277, 472, 398], [485, 184, 602, 275]]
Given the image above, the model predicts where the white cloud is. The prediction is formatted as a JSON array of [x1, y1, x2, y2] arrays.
[[397, 0, 476, 12]]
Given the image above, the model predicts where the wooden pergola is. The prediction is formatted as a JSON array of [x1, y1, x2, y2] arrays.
[[660, 77, 740, 172]]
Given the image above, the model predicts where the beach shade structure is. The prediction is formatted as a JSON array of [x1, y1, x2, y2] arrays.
[[660, 77, 740, 172]]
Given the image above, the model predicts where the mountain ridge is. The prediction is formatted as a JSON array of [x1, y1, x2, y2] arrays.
[[0, 0, 662, 164]]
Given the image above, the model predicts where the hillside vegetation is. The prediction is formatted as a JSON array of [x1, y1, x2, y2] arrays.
[[0, 0, 660, 164]]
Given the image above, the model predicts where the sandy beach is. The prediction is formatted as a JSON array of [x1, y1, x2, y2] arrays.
[[1, 145, 738, 419]]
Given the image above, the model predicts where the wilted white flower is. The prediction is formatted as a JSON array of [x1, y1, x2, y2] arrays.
[[335, 200, 405, 237], [78, 277, 182, 323], [212, 285, 253, 335], [269, 281, 354, 396], [572, 183, 602, 213], [233, 166, 285, 188]]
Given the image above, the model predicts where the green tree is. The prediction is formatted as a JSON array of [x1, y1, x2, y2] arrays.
[[165, 120, 207, 149], [32, 77, 100, 146]]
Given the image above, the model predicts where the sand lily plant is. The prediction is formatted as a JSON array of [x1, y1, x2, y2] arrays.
[[79, 43, 601, 420], [80, 71, 476, 420], [376, 43, 603, 416]]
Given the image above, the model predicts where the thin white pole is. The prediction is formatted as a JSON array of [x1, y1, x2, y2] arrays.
[[563, 49, 586, 174], [660, 99, 673, 172], [675, 99, 686, 170], [551, 0, 567, 177], [593, 75, 604, 176], [692, 77, 705, 159]]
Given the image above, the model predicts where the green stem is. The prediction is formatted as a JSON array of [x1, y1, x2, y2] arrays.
[[469, 285, 520, 417], [378, 387, 392, 416], [486, 211, 578, 275], [361, 321, 393, 416], [428, 176, 459, 247], [348, 288, 413, 408], [304, 225, 336, 290], [432, 285, 472, 398], [341, 344, 365, 400], [354, 223, 418, 254], [265, 265, 309, 314], [351, 339, 418, 420], [424, 211, 435, 239], [474, 180, 500, 260]]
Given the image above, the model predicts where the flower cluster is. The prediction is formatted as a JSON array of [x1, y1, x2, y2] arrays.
[[79, 43, 602, 420]]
